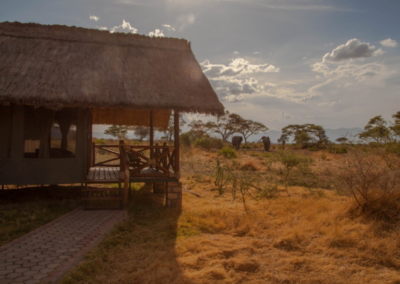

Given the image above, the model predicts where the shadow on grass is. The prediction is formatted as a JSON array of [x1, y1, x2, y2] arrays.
[[0, 185, 81, 246], [62, 183, 194, 284]]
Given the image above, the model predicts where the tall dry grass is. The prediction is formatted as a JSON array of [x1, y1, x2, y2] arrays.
[[62, 147, 400, 284]]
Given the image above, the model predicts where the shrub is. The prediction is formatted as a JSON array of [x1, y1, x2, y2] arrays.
[[194, 137, 224, 150], [271, 151, 314, 195], [329, 146, 347, 154], [218, 147, 237, 159], [338, 150, 400, 223], [180, 133, 192, 147], [259, 184, 278, 199], [241, 144, 251, 149], [240, 161, 258, 171]]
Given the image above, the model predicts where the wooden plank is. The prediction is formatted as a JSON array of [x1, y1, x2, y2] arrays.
[[99, 168, 106, 180], [174, 111, 180, 174], [81, 188, 121, 192], [81, 197, 122, 201]]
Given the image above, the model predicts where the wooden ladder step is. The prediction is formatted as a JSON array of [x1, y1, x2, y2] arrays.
[[81, 188, 121, 192], [81, 197, 123, 201]]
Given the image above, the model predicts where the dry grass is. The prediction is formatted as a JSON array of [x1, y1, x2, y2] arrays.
[[62, 147, 400, 284]]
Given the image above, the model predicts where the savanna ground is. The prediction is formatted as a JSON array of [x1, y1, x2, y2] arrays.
[[56, 142, 400, 284]]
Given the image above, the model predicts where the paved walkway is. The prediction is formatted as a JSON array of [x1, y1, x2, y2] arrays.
[[0, 208, 127, 284]]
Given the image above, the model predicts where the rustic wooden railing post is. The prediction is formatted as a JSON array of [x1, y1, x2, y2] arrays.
[[92, 142, 96, 167], [150, 110, 154, 159], [119, 140, 124, 176], [123, 158, 129, 209], [174, 111, 180, 178]]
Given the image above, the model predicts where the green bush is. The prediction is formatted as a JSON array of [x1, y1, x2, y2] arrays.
[[329, 146, 347, 154], [194, 137, 224, 150], [241, 144, 251, 149], [180, 133, 192, 147], [218, 147, 237, 159]]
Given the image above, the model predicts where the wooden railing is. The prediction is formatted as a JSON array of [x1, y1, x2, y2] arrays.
[[92, 143, 120, 167], [122, 143, 178, 178]]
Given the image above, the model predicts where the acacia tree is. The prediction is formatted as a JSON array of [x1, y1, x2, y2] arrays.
[[390, 111, 400, 141], [104, 125, 129, 140], [206, 111, 243, 142], [131, 126, 149, 142], [237, 119, 269, 144], [358, 115, 391, 143], [336, 137, 349, 144], [282, 125, 312, 147], [157, 114, 186, 142], [188, 120, 211, 139], [277, 134, 289, 149], [282, 124, 329, 147]]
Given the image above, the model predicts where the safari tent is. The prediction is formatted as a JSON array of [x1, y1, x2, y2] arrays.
[[0, 21, 224, 207]]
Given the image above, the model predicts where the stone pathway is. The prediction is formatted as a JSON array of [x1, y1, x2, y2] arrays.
[[0, 208, 127, 284]]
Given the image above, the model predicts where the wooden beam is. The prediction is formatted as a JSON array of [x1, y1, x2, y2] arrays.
[[150, 110, 154, 158], [87, 110, 93, 171], [119, 140, 125, 176], [174, 111, 180, 175]]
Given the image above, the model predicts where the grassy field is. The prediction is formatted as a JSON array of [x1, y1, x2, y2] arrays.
[[0, 186, 80, 246], [61, 145, 400, 284]]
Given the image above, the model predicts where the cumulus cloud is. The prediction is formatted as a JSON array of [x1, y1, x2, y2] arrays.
[[177, 13, 195, 31], [162, 24, 175, 31], [209, 77, 264, 103], [201, 58, 279, 79], [148, 29, 164, 37], [90, 15, 100, 21], [97, 26, 108, 31], [322, 38, 382, 62], [380, 38, 397, 48], [311, 61, 391, 82], [110, 20, 138, 34]]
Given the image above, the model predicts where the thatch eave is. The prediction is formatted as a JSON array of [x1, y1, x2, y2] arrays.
[[0, 21, 225, 121]]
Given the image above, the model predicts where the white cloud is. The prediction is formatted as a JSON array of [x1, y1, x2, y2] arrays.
[[162, 24, 175, 31], [97, 26, 108, 31], [90, 15, 100, 21], [318, 100, 341, 107], [209, 77, 265, 103], [322, 38, 382, 62], [254, 51, 261, 55], [201, 58, 279, 79], [225, 95, 245, 103], [110, 20, 138, 34], [380, 38, 397, 48], [148, 29, 164, 37], [311, 61, 392, 82], [233, 51, 239, 55], [177, 13, 195, 31]]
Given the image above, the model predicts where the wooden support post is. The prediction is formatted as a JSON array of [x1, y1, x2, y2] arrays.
[[92, 142, 96, 168], [150, 110, 154, 159], [87, 110, 93, 171], [174, 111, 180, 176], [119, 140, 124, 175], [124, 164, 129, 209]]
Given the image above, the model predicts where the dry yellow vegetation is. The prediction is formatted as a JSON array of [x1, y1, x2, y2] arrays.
[[62, 146, 400, 284]]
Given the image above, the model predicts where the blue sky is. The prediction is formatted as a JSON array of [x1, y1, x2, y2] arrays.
[[1, 0, 400, 132]]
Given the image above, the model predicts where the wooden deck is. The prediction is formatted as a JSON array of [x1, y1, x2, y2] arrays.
[[84, 167, 178, 183]]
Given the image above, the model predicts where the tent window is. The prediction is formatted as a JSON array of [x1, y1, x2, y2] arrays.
[[24, 106, 77, 158], [0, 104, 12, 158]]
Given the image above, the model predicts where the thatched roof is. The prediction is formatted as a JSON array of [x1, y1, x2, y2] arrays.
[[0, 22, 224, 126]]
